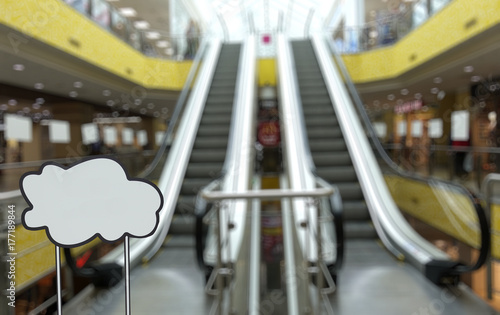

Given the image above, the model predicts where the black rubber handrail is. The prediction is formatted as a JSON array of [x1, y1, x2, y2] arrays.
[[327, 37, 491, 275]]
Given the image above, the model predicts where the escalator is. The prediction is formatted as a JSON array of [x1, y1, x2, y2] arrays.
[[172, 43, 241, 234], [283, 36, 495, 314], [291, 40, 375, 239]]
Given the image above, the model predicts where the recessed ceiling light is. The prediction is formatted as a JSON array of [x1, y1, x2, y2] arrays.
[[13, 64, 25, 71], [135, 99, 142, 105], [73, 81, 83, 88], [36, 97, 45, 104], [147, 103, 155, 109], [32, 103, 41, 109], [140, 108, 147, 114], [373, 100, 380, 106], [34, 83, 44, 90], [8, 99, 17, 106], [437, 91, 446, 100], [430, 87, 439, 94], [119, 7, 137, 17], [471, 75, 481, 82], [414, 93, 422, 99], [107, 100, 115, 106], [154, 111, 160, 117], [464, 65, 474, 73], [156, 40, 169, 48], [103, 90, 111, 96], [400, 88, 409, 95], [23, 107, 31, 113], [145, 31, 161, 40], [387, 94, 395, 101], [69, 91, 78, 98], [133, 21, 150, 29], [433, 77, 442, 84]]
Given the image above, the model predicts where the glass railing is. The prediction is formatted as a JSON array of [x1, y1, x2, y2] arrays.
[[60, 0, 202, 60], [330, 0, 452, 54]]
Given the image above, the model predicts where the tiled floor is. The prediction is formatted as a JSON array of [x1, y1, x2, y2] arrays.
[[68, 237, 498, 315]]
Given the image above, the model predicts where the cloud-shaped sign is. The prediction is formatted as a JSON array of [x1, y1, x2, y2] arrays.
[[20, 158, 163, 248]]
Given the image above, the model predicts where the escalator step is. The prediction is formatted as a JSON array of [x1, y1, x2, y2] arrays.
[[181, 178, 213, 195], [185, 163, 222, 178], [302, 106, 334, 115], [343, 201, 370, 221], [312, 152, 351, 166], [344, 221, 377, 239], [205, 94, 235, 104], [334, 183, 364, 200], [304, 116, 338, 126], [315, 166, 357, 182], [309, 139, 347, 151], [204, 106, 233, 114], [193, 138, 228, 149], [169, 215, 195, 235], [197, 125, 230, 136], [200, 115, 232, 125], [190, 150, 226, 163], [307, 127, 343, 139]]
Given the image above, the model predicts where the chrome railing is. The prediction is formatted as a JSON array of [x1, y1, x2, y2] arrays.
[[328, 0, 453, 54], [60, 0, 202, 60], [201, 181, 337, 315]]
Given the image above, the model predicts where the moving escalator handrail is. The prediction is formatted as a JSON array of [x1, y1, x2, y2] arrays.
[[324, 33, 490, 274], [276, 32, 345, 276]]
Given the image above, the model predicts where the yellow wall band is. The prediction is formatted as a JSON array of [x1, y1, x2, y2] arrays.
[[341, 0, 500, 83], [0, 0, 191, 90]]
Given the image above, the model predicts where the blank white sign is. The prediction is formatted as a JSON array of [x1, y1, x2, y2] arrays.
[[155, 131, 164, 146], [49, 120, 71, 144], [103, 126, 118, 145], [137, 130, 148, 146], [5, 114, 32, 142], [122, 128, 134, 145], [81, 123, 99, 145], [411, 120, 423, 138], [373, 122, 387, 138], [451, 110, 469, 141], [397, 120, 407, 136], [428, 119, 443, 139]]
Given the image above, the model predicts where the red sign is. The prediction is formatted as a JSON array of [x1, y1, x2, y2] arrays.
[[258, 121, 280, 147]]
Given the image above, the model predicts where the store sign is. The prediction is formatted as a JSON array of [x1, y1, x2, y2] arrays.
[[394, 100, 423, 114], [258, 121, 280, 147]]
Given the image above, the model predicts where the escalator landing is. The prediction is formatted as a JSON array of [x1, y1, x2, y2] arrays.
[[68, 236, 211, 315], [328, 239, 497, 315]]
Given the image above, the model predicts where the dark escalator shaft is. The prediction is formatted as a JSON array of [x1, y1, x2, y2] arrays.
[[171, 44, 241, 234], [291, 40, 375, 239]]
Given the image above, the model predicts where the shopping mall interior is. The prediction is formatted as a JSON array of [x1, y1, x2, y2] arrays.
[[2, 0, 500, 314]]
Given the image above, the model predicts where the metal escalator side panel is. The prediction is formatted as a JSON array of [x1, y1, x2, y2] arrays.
[[276, 34, 319, 264], [309, 35, 451, 273], [220, 35, 258, 264], [121, 40, 223, 267]]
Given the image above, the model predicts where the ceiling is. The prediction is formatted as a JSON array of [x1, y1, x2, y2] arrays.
[[1, 0, 499, 125]]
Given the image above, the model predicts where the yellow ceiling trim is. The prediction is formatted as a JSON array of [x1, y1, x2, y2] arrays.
[[0, 0, 191, 90], [342, 0, 500, 83]]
